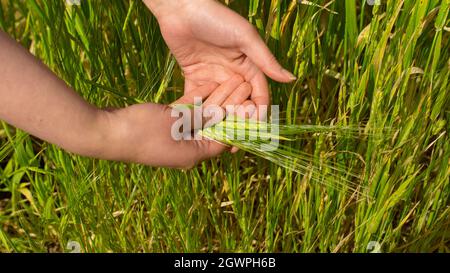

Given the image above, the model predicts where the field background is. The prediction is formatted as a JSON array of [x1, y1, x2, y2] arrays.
[[0, 0, 449, 252]]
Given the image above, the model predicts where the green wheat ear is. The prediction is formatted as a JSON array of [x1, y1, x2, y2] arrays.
[[201, 116, 393, 197]]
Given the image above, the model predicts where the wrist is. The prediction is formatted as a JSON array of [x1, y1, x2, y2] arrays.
[[93, 103, 210, 168], [90, 109, 129, 162], [95, 104, 169, 165]]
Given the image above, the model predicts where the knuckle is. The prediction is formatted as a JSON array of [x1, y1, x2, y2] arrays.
[[232, 74, 245, 83], [267, 53, 277, 63], [239, 82, 252, 91]]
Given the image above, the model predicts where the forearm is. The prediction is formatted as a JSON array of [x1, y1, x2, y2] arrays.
[[0, 30, 110, 158]]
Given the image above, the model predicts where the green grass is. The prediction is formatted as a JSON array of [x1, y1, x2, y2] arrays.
[[0, 0, 449, 252]]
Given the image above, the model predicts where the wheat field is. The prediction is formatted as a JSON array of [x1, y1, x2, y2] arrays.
[[0, 0, 449, 252]]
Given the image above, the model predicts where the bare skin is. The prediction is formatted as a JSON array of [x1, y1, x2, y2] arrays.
[[0, 31, 245, 168], [0, 0, 291, 168], [145, 0, 296, 117], [144, 0, 295, 152]]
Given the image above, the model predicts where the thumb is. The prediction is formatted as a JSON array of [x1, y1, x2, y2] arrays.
[[240, 26, 296, 83], [180, 139, 227, 169], [198, 139, 228, 160]]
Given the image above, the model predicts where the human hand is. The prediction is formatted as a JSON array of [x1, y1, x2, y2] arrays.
[[101, 75, 249, 168], [144, 0, 296, 120], [0, 18, 253, 169]]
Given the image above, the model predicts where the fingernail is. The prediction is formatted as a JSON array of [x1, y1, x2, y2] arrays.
[[282, 69, 297, 81]]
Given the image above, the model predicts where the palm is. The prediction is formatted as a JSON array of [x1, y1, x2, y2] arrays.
[[154, 0, 294, 116], [159, 20, 267, 110]]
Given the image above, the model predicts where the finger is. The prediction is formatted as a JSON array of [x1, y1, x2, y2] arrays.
[[172, 83, 220, 131], [240, 26, 296, 83], [178, 138, 228, 169], [204, 74, 244, 107], [202, 75, 245, 127], [249, 71, 269, 121], [199, 139, 228, 159], [221, 82, 252, 114], [229, 100, 255, 154], [234, 100, 256, 119], [172, 82, 219, 105]]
